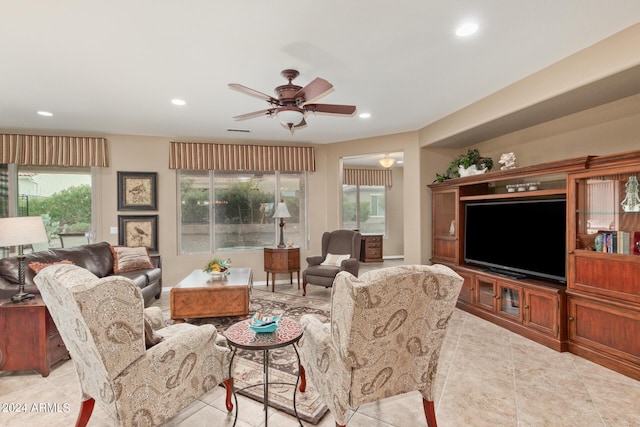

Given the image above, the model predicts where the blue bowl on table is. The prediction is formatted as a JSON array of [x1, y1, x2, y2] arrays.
[[249, 313, 280, 333]]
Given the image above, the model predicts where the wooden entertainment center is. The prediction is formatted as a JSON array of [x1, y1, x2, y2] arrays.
[[429, 150, 640, 381]]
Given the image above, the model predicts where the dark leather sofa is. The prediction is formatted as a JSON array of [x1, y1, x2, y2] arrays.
[[0, 242, 162, 306]]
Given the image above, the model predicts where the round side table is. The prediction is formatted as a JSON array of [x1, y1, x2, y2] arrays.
[[224, 317, 304, 427]]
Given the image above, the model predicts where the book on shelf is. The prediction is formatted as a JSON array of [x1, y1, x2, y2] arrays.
[[604, 233, 613, 253], [618, 231, 630, 254]]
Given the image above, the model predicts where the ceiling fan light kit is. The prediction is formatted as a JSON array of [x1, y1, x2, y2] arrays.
[[379, 157, 396, 168], [277, 108, 304, 128], [229, 69, 356, 133]]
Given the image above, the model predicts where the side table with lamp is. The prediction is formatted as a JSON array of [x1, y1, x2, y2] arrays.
[[264, 202, 300, 291], [0, 216, 69, 376]]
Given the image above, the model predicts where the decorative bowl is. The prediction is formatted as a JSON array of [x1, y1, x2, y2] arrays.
[[206, 270, 229, 281], [249, 313, 280, 333]]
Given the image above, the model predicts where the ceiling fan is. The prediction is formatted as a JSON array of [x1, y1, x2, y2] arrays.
[[229, 69, 356, 132]]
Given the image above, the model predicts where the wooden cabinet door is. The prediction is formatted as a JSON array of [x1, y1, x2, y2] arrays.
[[474, 276, 497, 312], [524, 288, 560, 338], [456, 270, 475, 306], [568, 295, 640, 368], [497, 283, 523, 323]]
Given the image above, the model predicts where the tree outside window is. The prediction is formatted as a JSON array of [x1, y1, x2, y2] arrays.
[[179, 170, 307, 253]]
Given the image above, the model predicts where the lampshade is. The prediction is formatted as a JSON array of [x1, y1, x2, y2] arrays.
[[379, 157, 396, 168], [0, 216, 48, 247], [272, 202, 291, 218], [277, 108, 304, 127]]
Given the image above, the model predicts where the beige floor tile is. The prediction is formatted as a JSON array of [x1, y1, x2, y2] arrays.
[[4, 260, 640, 427]]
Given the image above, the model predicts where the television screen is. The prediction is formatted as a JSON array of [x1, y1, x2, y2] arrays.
[[464, 199, 566, 283]]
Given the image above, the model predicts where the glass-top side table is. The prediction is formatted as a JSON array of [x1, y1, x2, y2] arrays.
[[224, 317, 304, 426]]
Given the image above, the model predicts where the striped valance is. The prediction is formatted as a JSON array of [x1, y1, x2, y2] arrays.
[[344, 168, 393, 187], [1, 134, 109, 167], [169, 142, 315, 172]]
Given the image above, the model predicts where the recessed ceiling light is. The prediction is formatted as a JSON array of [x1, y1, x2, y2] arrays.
[[171, 99, 186, 106], [37, 111, 53, 117], [359, 113, 371, 119], [456, 22, 479, 37]]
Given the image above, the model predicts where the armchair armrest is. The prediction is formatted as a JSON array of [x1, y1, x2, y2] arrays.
[[306, 255, 324, 266], [143, 324, 230, 380], [300, 314, 332, 349], [339, 258, 359, 276], [113, 324, 231, 422], [144, 306, 167, 330]]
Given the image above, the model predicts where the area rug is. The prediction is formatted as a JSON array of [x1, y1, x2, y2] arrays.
[[170, 289, 331, 424]]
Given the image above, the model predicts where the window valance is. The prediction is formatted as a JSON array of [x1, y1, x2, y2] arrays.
[[343, 168, 393, 187], [169, 142, 315, 172], [1, 134, 108, 167]]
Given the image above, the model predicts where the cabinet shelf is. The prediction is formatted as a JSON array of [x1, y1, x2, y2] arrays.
[[461, 188, 566, 201]]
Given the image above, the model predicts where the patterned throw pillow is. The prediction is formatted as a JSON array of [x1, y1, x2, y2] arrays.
[[320, 253, 351, 267], [29, 259, 75, 274], [110, 246, 154, 274]]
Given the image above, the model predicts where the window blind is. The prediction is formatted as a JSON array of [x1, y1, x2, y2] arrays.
[[1, 134, 108, 167], [169, 142, 315, 172], [343, 168, 393, 187]]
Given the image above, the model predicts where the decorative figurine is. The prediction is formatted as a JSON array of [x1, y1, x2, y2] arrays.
[[499, 152, 517, 170], [621, 176, 640, 213]]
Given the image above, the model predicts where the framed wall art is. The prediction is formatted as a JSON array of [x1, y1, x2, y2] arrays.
[[117, 171, 157, 211], [118, 215, 158, 252]]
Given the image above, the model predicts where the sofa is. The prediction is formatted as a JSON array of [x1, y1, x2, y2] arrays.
[[0, 242, 162, 306]]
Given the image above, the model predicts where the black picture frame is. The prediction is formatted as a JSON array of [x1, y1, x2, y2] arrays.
[[118, 215, 158, 252], [117, 171, 157, 211]]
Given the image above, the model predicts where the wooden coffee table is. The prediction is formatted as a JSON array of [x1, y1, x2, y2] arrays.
[[170, 268, 252, 321]]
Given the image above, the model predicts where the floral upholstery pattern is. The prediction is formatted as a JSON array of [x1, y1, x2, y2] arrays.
[[298, 264, 463, 426], [34, 264, 232, 427]]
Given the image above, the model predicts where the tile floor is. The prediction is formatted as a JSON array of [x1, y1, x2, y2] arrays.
[[2, 260, 639, 426]]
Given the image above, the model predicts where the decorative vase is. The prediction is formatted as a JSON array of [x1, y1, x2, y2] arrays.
[[621, 176, 640, 213], [458, 164, 487, 177]]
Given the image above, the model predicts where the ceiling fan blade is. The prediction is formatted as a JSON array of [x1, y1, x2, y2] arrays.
[[232, 108, 276, 120], [228, 83, 279, 105], [304, 103, 356, 115], [295, 77, 333, 104]]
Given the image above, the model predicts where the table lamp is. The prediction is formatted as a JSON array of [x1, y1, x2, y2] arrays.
[[272, 202, 291, 248], [0, 216, 48, 303]]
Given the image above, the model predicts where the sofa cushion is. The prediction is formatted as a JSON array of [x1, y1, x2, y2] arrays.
[[50, 242, 115, 278], [117, 271, 148, 289], [0, 242, 114, 287], [110, 246, 154, 274]]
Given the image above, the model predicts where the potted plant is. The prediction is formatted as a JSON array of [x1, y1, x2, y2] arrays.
[[434, 148, 493, 182]]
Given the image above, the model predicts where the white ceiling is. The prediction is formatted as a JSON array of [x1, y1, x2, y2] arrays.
[[2, 1, 640, 146]]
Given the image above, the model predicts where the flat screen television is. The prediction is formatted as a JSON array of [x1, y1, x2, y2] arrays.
[[464, 198, 567, 283]]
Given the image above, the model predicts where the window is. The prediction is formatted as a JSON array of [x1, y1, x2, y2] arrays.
[[0, 164, 8, 218], [0, 165, 93, 250], [179, 170, 307, 253], [342, 184, 386, 234]]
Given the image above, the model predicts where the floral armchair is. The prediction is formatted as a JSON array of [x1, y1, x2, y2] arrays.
[[34, 264, 233, 427], [297, 264, 463, 427]]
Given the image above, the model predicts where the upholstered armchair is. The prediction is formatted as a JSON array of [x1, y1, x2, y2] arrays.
[[34, 264, 233, 427], [302, 229, 362, 296], [297, 264, 463, 427]]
